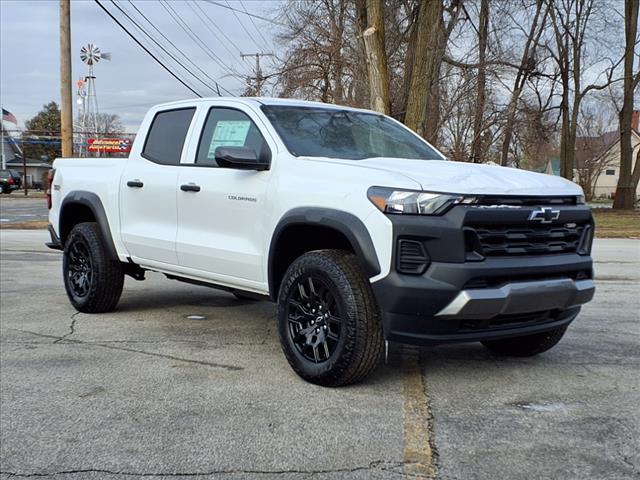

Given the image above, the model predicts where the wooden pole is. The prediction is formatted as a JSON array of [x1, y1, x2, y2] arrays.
[[60, 0, 73, 158]]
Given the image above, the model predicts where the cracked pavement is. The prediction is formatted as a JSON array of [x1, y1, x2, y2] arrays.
[[1, 231, 639, 479]]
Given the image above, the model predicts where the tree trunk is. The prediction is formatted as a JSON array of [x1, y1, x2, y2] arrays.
[[613, 0, 639, 209], [361, 0, 390, 114], [470, 0, 489, 163], [404, 0, 445, 137]]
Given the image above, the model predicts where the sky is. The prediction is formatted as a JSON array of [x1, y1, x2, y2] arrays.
[[0, 0, 284, 133]]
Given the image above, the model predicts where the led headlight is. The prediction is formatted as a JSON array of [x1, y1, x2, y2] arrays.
[[368, 186, 469, 215]]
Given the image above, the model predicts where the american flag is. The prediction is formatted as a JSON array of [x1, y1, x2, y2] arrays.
[[2, 108, 17, 124]]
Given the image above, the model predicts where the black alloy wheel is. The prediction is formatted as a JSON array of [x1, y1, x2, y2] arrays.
[[286, 275, 342, 363], [66, 237, 93, 298]]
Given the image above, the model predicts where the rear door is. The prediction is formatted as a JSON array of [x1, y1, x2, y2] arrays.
[[119, 107, 196, 265], [175, 105, 274, 289]]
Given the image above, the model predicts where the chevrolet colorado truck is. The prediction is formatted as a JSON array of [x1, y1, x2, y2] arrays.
[[46, 98, 595, 386]]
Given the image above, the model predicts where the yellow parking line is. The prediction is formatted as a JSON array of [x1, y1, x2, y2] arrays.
[[402, 346, 437, 478]]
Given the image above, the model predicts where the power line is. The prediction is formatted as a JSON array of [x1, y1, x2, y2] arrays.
[[238, 0, 271, 47], [189, 1, 241, 58], [94, 0, 202, 97], [111, 1, 221, 96], [202, 0, 285, 26], [222, 0, 262, 51], [124, 0, 228, 96], [159, 0, 251, 91]]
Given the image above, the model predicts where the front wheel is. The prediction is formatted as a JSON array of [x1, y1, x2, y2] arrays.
[[63, 222, 124, 313], [481, 325, 568, 357], [277, 250, 383, 387]]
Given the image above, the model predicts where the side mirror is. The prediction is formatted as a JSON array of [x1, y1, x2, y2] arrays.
[[215, 146, 269, 171]]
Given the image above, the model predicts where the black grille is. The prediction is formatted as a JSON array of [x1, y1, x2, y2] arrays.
[[472, 195, 578, 206], [472, 224, 585, 256], [397, 239, 429, 274]]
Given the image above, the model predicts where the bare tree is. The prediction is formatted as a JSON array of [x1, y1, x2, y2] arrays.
[[275, 0, 354, 104], [613, 0, 640, 208], [547, 0, 620, 179], [403, 0, 463, 143], [95, 113, 124, 135], [500, 0, 549, 166]]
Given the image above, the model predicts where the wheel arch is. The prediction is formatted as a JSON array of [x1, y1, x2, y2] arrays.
[[268, 208, 380, 300], [59, 191, 118, 261]]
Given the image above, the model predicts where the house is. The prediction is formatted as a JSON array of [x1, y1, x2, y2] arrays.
[[1, 125, 52, 189], [573, 110, 640, 199], [536, 112, 640, 199]]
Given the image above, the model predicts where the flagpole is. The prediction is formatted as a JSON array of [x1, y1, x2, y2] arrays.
[[1, 109, 5, 170]]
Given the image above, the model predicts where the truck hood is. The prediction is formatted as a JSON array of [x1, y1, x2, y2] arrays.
[[311, 157, 583, 196]]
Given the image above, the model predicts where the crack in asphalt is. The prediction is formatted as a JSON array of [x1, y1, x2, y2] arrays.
[[9, 328, 243, 371], [53, 312, 80, 344], [0, 460, 435, 478]]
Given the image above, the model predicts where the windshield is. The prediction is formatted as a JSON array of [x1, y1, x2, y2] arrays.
[[261, 105, 443, 161]]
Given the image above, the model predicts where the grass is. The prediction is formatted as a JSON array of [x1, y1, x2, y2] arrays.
[[0, 220, 49, 230], [592, 209, 640, 238]]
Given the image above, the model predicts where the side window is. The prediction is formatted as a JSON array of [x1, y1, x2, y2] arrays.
[[195, 108, 270, 166], [142, 108, 195, 165]]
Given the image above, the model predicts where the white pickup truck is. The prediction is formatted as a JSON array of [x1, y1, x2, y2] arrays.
[[47, 97, 595, 386]]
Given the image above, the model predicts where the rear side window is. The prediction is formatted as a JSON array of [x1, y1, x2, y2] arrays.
[[142, 108, 195, 165]]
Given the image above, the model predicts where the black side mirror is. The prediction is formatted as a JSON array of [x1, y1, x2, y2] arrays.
[[215, 146, 269, 171]]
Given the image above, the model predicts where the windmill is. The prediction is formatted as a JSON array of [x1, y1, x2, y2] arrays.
[[76, 43, 111, 156]]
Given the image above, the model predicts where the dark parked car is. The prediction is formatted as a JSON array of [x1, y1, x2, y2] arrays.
[[0, 169, 22, 193]]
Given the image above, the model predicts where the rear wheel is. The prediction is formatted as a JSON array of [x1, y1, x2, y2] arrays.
[[277, 250, 383, 387], [63, 222, 124, 313], [481, 325, 568, 357]]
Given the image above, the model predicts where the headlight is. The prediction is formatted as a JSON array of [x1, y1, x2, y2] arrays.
[[576, 194, 586, 204], [368, 186, 469, 215]]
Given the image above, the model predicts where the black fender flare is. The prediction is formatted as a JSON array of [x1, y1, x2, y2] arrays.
[[59, 191, 119, 261], [268, 207, 381, 296]]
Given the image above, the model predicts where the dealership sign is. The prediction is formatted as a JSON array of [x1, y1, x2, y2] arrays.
[[87, 138, 132, 153]]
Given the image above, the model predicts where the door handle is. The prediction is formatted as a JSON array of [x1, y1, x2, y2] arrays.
[[127, 180, 144, 188], [180, 183, 201, 192]]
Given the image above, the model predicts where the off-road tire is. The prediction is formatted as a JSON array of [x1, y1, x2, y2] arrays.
[[277, 249, 384, 387], [481, 325, 568, 357], [63, 222, 124, 313]]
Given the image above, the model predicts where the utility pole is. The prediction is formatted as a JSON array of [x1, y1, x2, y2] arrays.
[[240, 53, 274, 96], [60, 0, 73, 158]]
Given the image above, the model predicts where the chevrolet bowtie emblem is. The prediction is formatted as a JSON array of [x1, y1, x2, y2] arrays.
[[528, 207, 560, 223]]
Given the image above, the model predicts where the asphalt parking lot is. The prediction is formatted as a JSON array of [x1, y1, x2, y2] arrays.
[[0, 196, 48, 224], [1, 230, 638, 479]]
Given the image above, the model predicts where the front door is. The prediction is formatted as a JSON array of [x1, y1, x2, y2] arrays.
[[176, 106, 273, 288]]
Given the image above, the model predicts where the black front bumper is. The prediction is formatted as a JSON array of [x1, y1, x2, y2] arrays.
[[371, 203, 595, 346]]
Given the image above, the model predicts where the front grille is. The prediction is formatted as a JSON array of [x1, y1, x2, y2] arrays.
[[471, 224, 585, 256], [472, 195, 578, 206]]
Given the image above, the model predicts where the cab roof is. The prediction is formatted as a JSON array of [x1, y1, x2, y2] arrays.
[[152, 96, 371, 113]]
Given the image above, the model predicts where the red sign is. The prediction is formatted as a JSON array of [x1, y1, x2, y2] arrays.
[[87, 138, 132, 153]]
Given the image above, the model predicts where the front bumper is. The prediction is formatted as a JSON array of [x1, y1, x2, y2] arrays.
[[371, 203, 595, 346], [435, 278, 594, 319]]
